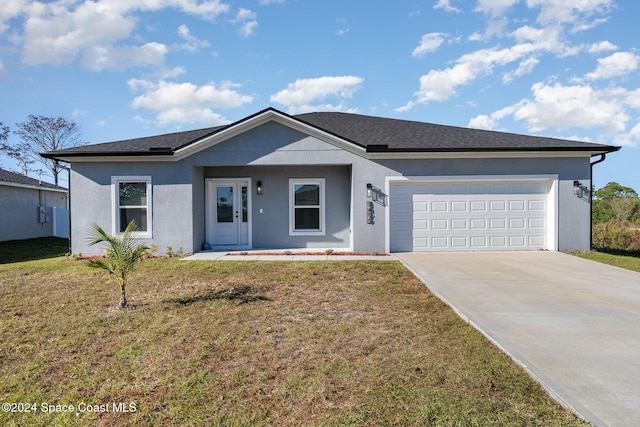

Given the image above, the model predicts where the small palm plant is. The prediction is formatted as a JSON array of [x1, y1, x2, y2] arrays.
[[86, 221, 148, 309]]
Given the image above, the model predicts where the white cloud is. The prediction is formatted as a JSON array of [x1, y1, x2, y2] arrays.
[[176, 24, 210, 52], [128, 79, 253, 126], [412, 33, 446, 58], [470, 82, 640, 146], [434, 0, 461, 13], [585, 52, 640, 80], [0, 0, 28, 34], [475, 0, 519, 17], [468, 114, 497, 130], [503, 56, 539, 83], [270, 76, 364, 114], [11, 0, 230, 70], [233, 8, 257, 37], [513, 82, 629, 133], [82, 42, 168, 71], [588, 41, 618, 53], [399, 44, 539, 110], [336, 18, 349, 36], [526, 0, 613, 27]]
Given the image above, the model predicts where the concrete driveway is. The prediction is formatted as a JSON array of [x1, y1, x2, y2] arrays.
[[396, 251, 640, 427]]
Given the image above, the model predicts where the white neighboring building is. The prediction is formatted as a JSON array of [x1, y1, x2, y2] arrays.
[[0, 168, 69, 241]]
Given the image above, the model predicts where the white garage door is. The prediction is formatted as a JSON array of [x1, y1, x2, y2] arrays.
[[390, 179, 553, 252]]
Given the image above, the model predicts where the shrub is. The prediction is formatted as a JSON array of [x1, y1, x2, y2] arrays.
[[592, 222, 640, 251]]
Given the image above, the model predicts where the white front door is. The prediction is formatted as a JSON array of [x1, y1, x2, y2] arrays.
[[206, 179, 250, 247]]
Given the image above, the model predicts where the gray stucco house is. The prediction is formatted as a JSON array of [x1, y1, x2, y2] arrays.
[[0, 168, 69, 242], [43, 108, 619, 256]]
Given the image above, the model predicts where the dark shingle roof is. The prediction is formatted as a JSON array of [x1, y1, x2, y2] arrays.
[[0, 168, 67, 191], [43, 107, 619, 159], [296, 111, 619, 153]]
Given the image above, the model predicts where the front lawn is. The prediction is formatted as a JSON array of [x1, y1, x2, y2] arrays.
[[571, 250, 640, 273], [0, 237, 69, 264], [0, 254, 587, 426]]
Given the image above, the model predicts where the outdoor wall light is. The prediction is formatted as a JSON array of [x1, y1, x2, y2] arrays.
[[366, 183, 372, 198], [573, 180, 582, 197], [257, 180, 263, 195]]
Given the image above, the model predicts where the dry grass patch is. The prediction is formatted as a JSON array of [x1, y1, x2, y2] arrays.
[[1, 257, 588, 426]]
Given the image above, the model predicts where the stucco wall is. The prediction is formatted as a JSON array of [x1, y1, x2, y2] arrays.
[[70, 162, 194, 256], [0, 185, 68, 241], [68, 120, 594, 255]]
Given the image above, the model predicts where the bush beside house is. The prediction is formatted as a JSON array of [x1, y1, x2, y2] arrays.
[[592, 182, 640, 252]]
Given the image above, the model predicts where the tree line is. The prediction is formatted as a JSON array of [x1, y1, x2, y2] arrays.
[[0, 115, 85, 186]]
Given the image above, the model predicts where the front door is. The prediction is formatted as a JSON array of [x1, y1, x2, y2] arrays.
[[206, 179, 250, 247]]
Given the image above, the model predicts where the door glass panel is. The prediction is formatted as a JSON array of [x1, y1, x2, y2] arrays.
[[217, 186, 233, 223], [241, 186, 248, 223]]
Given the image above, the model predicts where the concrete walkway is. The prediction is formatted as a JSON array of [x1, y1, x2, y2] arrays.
[[183, 249, 396, 261], [396, 251, 640, 427]]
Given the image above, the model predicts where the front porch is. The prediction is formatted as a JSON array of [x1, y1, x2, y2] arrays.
[[197, 165, 353, 252]]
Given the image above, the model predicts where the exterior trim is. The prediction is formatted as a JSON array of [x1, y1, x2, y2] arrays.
[[384, 174, 559, 253], [175, 110, 366, 161], [111, 176, 153, 238], [289, 178, 326, 236], [205, 178, 253, 249]]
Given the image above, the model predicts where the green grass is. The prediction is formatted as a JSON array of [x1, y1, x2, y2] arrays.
[[571, 250, 640, 273], [0, 241, 588, 426], [0, 237, 69, 264]]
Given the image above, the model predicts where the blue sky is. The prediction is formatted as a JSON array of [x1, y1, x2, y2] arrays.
[[1, 0, 639, 191]]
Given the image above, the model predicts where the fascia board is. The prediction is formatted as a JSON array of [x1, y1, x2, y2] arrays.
[[366, 150, 599, 160], [1, 181, 68, 193]]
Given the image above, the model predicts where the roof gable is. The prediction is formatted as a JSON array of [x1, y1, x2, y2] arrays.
[[42, 107, 620, 161]]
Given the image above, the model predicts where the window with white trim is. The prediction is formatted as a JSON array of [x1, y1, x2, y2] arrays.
[[289, 178, 325, 235], [112, 176, 152, 237]]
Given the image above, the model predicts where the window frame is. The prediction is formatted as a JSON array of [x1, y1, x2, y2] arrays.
[[111, 176, 152, 238], [289, 178, 325, 236]]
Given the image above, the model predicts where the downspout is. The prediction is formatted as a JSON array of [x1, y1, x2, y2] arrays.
[[589, 154, 607, 249]]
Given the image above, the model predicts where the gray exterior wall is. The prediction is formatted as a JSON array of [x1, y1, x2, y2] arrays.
[[0, 184, 68, 242], [68, 120, 593, 255]]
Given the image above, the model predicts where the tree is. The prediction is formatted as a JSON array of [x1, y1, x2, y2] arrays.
[[86, 221, 149, 309], [0, 122, 8, 144], [13, 115, 84, 185], [593, 182, 640, 224]]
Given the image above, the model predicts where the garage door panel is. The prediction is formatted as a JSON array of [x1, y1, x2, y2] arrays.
[[470, 201, 487, 211], [470, 236, 487, 248], [390, 179, 551, 252], [509, 200, 526, 211], [451, 237, 468, 247], [490, 200, 506, 211], [490, 218, 506, 229], [529, 200, 545, 211], [471, 218, 487, 229], [431, 219, 448, 230], [529, 218, 545, 229], [509, 218, 526, 229], [431, 201, 448, 212], [451, 219, 467, 229], [451, 201, 468, 211]]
